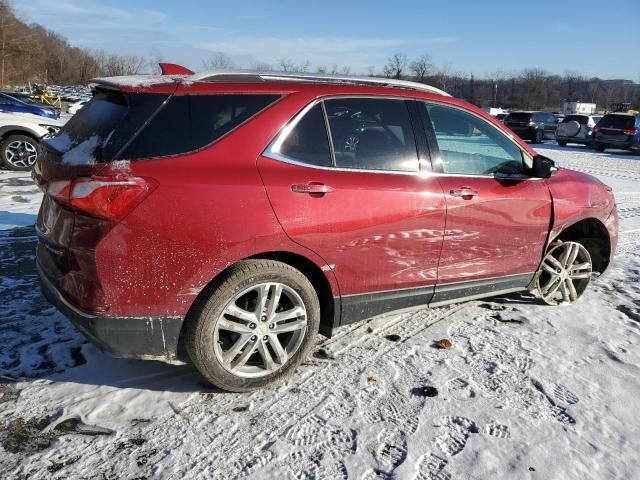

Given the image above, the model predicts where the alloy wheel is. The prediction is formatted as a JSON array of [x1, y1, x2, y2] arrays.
[[213, 282, 307, 378], [4, 140, 38, 168], [536, 241, 592, 305]]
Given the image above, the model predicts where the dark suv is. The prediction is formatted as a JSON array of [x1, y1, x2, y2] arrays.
[[34, 68, 617, 391], [503, 111, 558, 143], [592, 113, 640, 153]]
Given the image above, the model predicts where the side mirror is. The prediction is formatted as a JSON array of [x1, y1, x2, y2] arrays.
[[532, 155, 559, 178]]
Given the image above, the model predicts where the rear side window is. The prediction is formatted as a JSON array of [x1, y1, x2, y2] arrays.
[[325, 98, 419, 172], [598, 115, 635, 129], [278, 103, 332, 167], [563, 115, 588, 124], [120, 94, 280, 160]]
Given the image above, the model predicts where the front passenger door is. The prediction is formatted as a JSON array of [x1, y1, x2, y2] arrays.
[[420, 102, 552, 300]]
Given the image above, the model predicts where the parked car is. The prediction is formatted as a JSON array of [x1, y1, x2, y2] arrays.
[[592, 113, 640, 153], [0, 92, 59, 119], [67, 99, 89, 115], [503, 111, 558, 143], [556, 114, 603, 146], [495, 113, 508, 123], [34, 70, 618, 392], [0, 112, 65, 170]]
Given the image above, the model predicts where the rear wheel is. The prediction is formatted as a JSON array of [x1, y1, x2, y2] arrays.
[[594, 143, 605, 152], [185, 260, 320, 392], [535, 241, 592, 305], [532, 129, 543, 144], [557, 140, 567, 147], [0, 134, 39, 171]]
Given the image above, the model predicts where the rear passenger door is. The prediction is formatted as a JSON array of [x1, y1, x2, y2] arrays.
[[258, 97, 446, 322]]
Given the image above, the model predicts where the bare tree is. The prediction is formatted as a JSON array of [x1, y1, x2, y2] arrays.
[[253, 62, 273, 71], [409, 54, 434, 83], [383, 53, 408, 79], [202, 52, 234, 70], [299, 59, 311, 72], [278, 58, 296, 72]]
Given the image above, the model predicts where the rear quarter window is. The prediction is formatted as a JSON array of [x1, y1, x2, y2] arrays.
[[119, 94, 281, 160]]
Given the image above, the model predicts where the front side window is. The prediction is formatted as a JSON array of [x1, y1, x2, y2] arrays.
[[325, 98, 419, 172], [426, 103, 524, 175]]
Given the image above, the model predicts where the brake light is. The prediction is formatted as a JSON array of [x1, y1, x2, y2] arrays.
[[594, 126, 601, 132], [622, 128, 638, 135], [46, 176, 157, 220]]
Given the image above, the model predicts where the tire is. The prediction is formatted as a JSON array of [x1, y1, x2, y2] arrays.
[[557, 141, 567, 147], [532, 129, 543, 144], [594, 143, 605, 152], [184, 260, 320, 392], [0, 134, 39, 171], [535, 241, 592, 306]]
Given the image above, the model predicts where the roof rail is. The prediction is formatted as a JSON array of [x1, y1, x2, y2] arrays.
[[187, 69, 451, 97]]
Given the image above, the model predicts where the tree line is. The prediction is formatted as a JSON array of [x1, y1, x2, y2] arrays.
[[3, 0, 638, 111]]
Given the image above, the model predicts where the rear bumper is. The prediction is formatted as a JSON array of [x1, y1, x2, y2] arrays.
[[37, 262, 183, 360], [593, 139, 638, 150]]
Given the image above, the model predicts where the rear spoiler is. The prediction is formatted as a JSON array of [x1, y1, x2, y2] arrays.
[[158, 63, 193, 75], [88, 63, 194, 93]]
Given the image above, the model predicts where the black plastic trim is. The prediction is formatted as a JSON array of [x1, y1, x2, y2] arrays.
[[429, 273, 534, 306], [340, 285, 435, 326], [38, 262, 183, 360]]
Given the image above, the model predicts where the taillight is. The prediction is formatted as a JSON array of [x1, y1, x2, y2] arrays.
[[622, 128, 638, 135], [46, 176, 157, 220], [594, 126, 601, 132]]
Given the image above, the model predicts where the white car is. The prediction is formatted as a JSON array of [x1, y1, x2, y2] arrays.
[[0, 112, 66, 171], [67, 99, 89, 115]]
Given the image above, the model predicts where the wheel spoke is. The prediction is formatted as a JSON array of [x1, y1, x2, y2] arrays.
[[566, 279, 578, 302], [564, 243, 580, 268], [265, 284, 282, 321], [255, 284, 270, 315], [224, 304, 257, 323], [541, 275, 561, 296], [232, 338, 258, 370], [546, 276, 564, 299], [544, 255, 564, 270], [570, 262, 591, 273], [541, 262, 558, 275], [273, 317, 306, 333], [222, 333, 253, 365], [267, 334, 288, 364], [257, 339, 275, 371], [273, 306, 305, 324], [218, 318, 253, 334], [559, 243, 573, 267], [560, 280, 571, 302]]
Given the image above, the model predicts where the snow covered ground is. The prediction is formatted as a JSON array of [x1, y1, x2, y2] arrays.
[[1, 143, 639, 479]]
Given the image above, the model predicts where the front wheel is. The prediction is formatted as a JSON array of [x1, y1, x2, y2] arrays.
[[535, 241, 592, 305], [557, 140, 567, 147], [1, 135, 39, 171], [184, 260, 320, 392]]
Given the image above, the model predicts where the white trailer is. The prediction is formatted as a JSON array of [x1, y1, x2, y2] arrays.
[[563, 102, 597, 114]]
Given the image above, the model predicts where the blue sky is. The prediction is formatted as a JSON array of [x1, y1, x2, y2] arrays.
[[15, 0, 640, 79]]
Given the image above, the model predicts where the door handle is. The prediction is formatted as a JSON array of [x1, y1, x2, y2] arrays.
[[449, 187, 479, 199], [291, 182, 334, 195]]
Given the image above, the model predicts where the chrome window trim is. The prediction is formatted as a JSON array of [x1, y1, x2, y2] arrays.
[[262, 94, 543, 180]]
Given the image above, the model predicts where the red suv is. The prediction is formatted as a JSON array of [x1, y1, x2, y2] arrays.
[[34, 67, 618, 391]]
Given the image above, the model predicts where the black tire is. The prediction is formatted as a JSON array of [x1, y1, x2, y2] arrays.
[[184, 260, 320, 392], [532, 129, 543, 144], [0, 134, 39, 171], [557, 140, 567, 147], [594, 143, 605, 152]]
